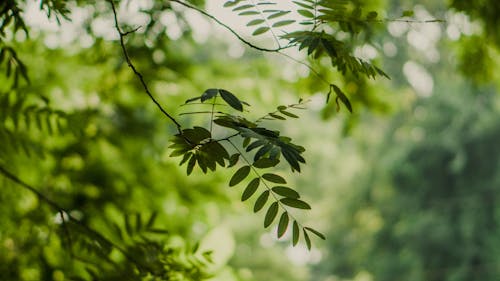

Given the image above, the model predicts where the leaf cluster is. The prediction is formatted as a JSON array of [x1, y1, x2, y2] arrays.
[[223, 0, 296, 36], [170, 89, 325, 248]]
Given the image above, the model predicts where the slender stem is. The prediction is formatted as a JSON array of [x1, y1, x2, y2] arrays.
[[108, 0, 183, 134]]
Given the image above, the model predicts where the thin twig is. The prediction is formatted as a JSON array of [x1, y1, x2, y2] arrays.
[[108, 0, 183, 134]]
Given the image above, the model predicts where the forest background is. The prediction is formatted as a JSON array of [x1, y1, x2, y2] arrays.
[[1, 0, 500, 280]]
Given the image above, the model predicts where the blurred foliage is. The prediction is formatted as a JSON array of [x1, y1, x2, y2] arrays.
[[1, 0, 500, 281]]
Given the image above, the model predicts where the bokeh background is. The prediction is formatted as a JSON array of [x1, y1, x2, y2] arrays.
[[1, 0, 499, 280]]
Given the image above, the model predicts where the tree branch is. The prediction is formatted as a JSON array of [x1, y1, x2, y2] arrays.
[[108, 0, 183, 134]]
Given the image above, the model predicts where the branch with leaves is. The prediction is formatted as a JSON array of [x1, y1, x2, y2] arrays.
[[170, 89, 325, 248]]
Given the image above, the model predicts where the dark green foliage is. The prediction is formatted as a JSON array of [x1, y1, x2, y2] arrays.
[[178, 89, 323, 246]]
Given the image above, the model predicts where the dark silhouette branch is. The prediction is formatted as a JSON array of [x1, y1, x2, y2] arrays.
[[108, 0, 183, 134]]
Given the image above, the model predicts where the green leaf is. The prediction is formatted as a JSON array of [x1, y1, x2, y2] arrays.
[[304, 227, 326, 240], [187, 155, 196, 175], [252, 26, 270, 36], [179, 152, 193, 166], [281, 146, 302, 172], [293, 1, 313, 9], [262, 173, 287, 184], [224, 1, 239, 7], [239, 11, 259, 15], [267, 11, 290, 20], [272, 20, 295, 27], [242, 178, 260, 201], [269, 147, 280, 160], [229, 165, 251, 186], [264, 202, 279, 227], [321, 38, 337, 58], [303, 228, 311, 250], [292, 220, 300, 246], [254, 190, 269, 212], [254, 144, 273, 161], [272, 186, 300, 199], [219, 89, 243, 111], [247, 19, 265, 26], [233, 4, 254, 11], [298, 9, 314, 18], [185, 96, 201, 103], [246, 140, 266, 152], [201, 88, 218, 102], [227, 153, 240, 167], [196, 153, 208, 173], [242, 137, 251, 148], [269, 113, 286, 120], [253, 158, 279, 169], [279, 110, 299, 118], [280, 198, 311, 209], [331, 84, 352, 113], [277, 212, 289, 238]]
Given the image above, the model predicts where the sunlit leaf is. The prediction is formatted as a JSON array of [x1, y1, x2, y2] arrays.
[[252, 26, 270, 36], [239, 11, 259, 15], [247, 19, 265, 26], [298, 9, 314, 18], [267, 11, 290, 20], [272, 20, 295, 27]]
